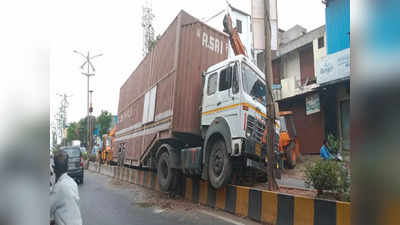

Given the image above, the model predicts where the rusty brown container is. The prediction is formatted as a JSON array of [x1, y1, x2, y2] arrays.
[[113, 11, 229, 166]]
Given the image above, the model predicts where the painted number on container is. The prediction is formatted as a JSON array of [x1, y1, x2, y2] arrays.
[[201, 32, 226, 55]]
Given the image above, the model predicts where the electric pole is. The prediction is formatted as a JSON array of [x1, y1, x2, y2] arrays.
[[74, 50, 102, 155], [264, 0, 279, 191]]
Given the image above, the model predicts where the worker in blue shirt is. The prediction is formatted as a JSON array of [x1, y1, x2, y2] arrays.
[[320, 139, 334, 160]]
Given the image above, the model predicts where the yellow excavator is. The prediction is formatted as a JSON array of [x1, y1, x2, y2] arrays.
[[100, 127, 116, 164], [278, 111, 300, 169]]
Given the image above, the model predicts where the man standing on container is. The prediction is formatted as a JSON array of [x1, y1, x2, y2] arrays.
[[50, 150, 82, 225]]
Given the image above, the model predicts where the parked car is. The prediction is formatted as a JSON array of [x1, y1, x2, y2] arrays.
[[61, 146, 84, 184]]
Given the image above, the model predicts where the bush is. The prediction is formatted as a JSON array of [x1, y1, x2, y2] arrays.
[[327, 134, 340, 155], [81, 152, 88, 161], [304, 160, 350, 200], [89, 153, 97, 162]]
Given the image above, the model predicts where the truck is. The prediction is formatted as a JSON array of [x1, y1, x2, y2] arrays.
[[113, 10, 280, 191]]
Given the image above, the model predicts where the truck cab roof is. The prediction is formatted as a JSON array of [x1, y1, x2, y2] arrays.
[[204, 55, 265, 82]]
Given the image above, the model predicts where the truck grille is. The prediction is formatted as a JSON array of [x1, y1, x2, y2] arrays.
[[246, 115, 265, 143]]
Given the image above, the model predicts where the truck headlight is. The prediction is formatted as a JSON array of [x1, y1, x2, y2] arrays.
[[246, 130, 251, 137]]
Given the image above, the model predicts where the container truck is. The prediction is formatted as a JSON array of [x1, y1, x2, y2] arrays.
[[113, 11, 280, 191]]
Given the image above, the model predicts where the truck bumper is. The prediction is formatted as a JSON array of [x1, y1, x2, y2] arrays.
[[243, 138, 267, 159]]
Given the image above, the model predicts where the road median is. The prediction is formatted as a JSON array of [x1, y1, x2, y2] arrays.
[[89, 162, 350, 225]]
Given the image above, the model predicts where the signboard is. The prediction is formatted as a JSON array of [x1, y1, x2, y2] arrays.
[[316, 48, 350, 84], [305, 93, 320, 115], [251, 0, 278, 50]]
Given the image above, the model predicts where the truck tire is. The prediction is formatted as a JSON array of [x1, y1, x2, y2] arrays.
[[285, 145, 297, 169], [208, 139, 232, 189], [157, 152, 177, 192]]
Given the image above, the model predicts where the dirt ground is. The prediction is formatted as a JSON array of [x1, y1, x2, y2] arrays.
[[283, 154, 321, 180]]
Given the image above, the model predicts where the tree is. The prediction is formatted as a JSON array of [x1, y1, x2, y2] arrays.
[[263, 0, 279, 191], [148, 34, 161, 52], [96, 110, 112, 137], [78, 118, 88, 146], [66, 122, 79, 143]]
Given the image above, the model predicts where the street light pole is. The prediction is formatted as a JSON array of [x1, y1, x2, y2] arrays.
[[74, 50, 102, 155]]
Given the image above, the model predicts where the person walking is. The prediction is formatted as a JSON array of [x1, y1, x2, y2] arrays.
[[50, 150, 82, 225]]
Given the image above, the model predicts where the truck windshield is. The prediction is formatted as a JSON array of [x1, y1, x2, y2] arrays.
[[241, 63, 266, 105]]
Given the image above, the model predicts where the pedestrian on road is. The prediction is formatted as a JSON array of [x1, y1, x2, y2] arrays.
[[320, 139, 334, 160], [50, 150, 83, 225]]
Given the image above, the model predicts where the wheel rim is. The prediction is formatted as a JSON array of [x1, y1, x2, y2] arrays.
[[212, 147, 224, 177], [160, 160, 168, 179]]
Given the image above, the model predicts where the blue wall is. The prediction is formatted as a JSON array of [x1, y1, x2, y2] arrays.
[[325, 0, 350, 54]]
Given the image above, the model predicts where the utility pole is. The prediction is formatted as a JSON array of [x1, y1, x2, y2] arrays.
[[264, 0, 279, 191], [74, 50, 102, 155], [89, 90, 94, 153]]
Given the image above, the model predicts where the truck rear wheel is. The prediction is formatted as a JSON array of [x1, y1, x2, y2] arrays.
[[208, 139, 232, 189], [157, 152, 177, 192]]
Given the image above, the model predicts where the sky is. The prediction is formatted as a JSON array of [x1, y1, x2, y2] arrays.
[[50, 0, 325, 125]]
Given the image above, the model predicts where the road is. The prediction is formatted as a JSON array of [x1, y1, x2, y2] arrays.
[[79, 171, 260, 225]]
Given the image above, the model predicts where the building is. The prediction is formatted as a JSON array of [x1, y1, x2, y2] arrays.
[[272, 25, 327, 154], [206, 4, 255, 62], [204, 2, 350, 152], [317, 0, 350, 150]]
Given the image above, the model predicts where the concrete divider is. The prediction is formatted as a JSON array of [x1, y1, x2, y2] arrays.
[[88, 164, 350, 225]]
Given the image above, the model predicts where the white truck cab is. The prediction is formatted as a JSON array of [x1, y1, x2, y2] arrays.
[[199, 55, 280, 188]]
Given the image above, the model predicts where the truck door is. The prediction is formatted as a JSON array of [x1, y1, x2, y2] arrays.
[[201, 63, 240, 127], [216, 63, 240, 137]]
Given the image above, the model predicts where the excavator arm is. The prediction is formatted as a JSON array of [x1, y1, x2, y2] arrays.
[[223, 13, 247, 56]]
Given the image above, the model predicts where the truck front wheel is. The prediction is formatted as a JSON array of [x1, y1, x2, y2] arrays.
[[208, 139, 232, 189], [157, 152, 177, 192]]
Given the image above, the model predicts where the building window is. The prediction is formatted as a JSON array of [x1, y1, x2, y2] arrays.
[[219, 67, 232, 91], [236, 19, 242, 33], [318, 37, 324, 49], [207, 73, 217, 96]]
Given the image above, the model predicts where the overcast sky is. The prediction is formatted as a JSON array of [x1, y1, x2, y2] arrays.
[[50, 0, 325, 125]]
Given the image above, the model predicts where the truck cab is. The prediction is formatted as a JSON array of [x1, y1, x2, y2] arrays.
[[200, 55, 280, 188]]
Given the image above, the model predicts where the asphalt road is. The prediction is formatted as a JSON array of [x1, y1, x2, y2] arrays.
[[79, 171, 260, 225]]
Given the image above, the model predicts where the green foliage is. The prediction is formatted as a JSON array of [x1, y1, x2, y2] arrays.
[[77, 117, 88, 145], [304, 160, 350, 200], [148, 35, 161, 52], [97, 110, 112, 137], [327, 133, 341, 155], [88, 153, 97, 162], [66, 122, 79, 143], [81, 152, 88, 161]]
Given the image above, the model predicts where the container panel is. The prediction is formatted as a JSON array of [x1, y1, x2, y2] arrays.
[[173, 22, 228, 134], [151, 22, 177, 83], [116, 11, 228, 163], [154, 72, 174, 117]]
